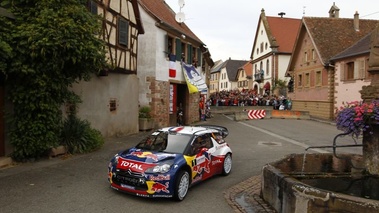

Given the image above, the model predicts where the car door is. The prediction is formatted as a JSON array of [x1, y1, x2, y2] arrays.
[[190, 134, 216, 182]]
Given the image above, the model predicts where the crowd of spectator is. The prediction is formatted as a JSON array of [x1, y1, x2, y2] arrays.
[[208, 89, 292, 110]]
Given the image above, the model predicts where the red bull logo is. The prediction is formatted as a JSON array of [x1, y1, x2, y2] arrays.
[[151, 182, 170, 193], [193, 155, 211, 174], [130, 151, 158, 162]]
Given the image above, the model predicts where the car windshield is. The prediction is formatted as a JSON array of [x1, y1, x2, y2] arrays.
[[135, 131, 192, 154]]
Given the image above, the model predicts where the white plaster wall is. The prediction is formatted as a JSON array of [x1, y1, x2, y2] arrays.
[[252, 21, 270, 59], [71, 74, 139, 137], [334, 61, 370, 109], [277, 55, 291, 83], [137, 9, 158, 107]]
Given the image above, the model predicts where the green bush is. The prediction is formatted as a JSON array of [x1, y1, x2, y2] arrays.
[[139, 106, 152, 119], [60, 115, 104, 154]]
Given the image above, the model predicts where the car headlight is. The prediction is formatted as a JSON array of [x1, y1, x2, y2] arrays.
[[109, 154, 119, 168], [146, 163, 172, 173]]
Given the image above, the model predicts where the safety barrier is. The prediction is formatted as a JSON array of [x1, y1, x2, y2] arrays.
[[234, 110, 310, 121]]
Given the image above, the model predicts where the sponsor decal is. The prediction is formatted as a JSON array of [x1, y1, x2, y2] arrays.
[[117, 158, 154, 172], [193, 154, 211, 174], [149, 174, 171, 181], [130, 151, 158, 162], [151, 182, 170, 193], [152, 194, 172, 198], [212, 159, 222, 165], [136, 193, 150, 197], [121, 184, 135, 190]]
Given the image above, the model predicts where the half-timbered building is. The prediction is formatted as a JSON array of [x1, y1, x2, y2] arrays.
[[70, 0, 144, 137], [137, 0, 213, 127]]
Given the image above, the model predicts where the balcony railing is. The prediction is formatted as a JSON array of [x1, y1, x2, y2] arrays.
[[254, 70, 264, 82]]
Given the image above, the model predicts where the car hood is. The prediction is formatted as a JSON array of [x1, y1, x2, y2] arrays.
[[115, 148, 178, 172]]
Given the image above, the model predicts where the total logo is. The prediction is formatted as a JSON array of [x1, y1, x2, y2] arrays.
[[120, 161, 143, 171], [117, 158, 155, 172]]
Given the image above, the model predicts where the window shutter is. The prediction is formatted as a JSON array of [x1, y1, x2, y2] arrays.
[[165, 34, 169, 55], [354, 61, 359, 79], [340, 62, 345, 81], [175, 38, 181, 61], [187, 44, 192, 64], [358, 59, 365, 79], [118, 18, 129, 46], [197, 48, 202, 66]]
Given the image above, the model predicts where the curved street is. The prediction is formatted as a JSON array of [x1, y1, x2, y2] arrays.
[[0, 113, 360, 213]]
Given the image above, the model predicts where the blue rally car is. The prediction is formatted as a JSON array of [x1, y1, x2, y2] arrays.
[[108, 125, 232, 201]]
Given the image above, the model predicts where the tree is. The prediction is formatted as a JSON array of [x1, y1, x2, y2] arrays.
[[2, 0, 107, 160]]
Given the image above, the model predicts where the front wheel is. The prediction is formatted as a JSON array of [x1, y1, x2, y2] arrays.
[[173, 170, 190, 201], [222, 154, 232, 176]]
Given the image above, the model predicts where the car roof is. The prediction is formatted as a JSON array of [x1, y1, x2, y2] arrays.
[[159, 126, 214, 136]]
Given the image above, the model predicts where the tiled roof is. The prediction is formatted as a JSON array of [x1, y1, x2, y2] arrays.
[[241, 61, 253, 77], [266, 17, 301, 53], [224, 59, 249, 81], [210, 60, 225, 73], [138, 0, 203, 44], [303, 17, 378, 63], [331, 32, 372, 61]]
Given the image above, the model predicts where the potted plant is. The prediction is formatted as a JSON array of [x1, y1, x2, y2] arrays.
[[335, 100, 379, 175], [335, 100, 379, 137], [139, 106, 153, 131]]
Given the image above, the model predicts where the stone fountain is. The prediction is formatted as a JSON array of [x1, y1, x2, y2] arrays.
[[260, 26, 379, 212]]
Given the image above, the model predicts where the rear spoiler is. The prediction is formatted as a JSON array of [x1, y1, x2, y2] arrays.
[[195, 125, 229, 138]]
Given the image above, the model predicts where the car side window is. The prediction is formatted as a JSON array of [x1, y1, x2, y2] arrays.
[[191, 134, 213, 155], [203, 134, 213, 149], [211, 132, 225, 144]]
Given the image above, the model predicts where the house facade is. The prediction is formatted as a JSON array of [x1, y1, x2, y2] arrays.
[[287, 4, 378, 120], [219, 59, 248, 92], [137, 0, 213, 127], [70, 0, 144, 137], [331, 33, 372, 110], [250, 9, 301, 96], [237, 61, 253, 91], [209, 60, 224, 94]]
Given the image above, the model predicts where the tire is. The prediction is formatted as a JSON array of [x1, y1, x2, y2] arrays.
[[173, 170, 190, 201], [222, 154, 232, 176]]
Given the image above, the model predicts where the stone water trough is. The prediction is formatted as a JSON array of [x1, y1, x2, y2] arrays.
[[262, 153, 379, 213]]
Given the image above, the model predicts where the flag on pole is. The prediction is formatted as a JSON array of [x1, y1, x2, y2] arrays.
[[182, 62, 208, 94], [169, 54, 176, 77]]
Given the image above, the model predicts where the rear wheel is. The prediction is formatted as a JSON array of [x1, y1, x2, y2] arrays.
[[173, 170, 190, 201], [222, 154, 232, 176]]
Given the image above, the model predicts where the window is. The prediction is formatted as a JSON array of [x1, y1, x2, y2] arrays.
[[166, 35, 175, 56], [304, 51, 308, 62], [260, 42, 264, 53], [312, 49, 315, 60], [346, 62, 354, 80], [265, 42, 268, 50], [315, 71, 321, 86], [341, 59, 366, 81], [88, 0, 98, 14], [305, 73, 310, 87], [118, 18, 129, 47], [298, 74, 302, 87], [266, 59, 270, 75], [109, 99, 117, 112]]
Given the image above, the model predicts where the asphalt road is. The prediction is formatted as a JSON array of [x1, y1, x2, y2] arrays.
[[0, 114, 361, 213]]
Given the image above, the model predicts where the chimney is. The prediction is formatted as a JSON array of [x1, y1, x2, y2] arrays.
[[328, 2, 340, 18], [354, 11, 360, 31]]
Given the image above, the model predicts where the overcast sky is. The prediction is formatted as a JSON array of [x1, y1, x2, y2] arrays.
[[165, 0, 379, 61]]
